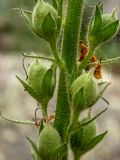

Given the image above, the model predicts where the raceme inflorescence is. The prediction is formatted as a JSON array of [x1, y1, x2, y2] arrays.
[[1, 0, 120, 160]]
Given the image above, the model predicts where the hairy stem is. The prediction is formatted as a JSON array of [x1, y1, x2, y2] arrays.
[[62, 0, 83, 75], [50, 41, 63, 68], [22, 53, 54, 62]]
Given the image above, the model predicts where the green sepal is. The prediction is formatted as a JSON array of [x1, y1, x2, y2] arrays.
[[41, 63, 56, 102], [81, 131, 107, 155], [71, 107, 108, 135], [73, 88, 86, 112], [26, 137, 40, 160], [90, 5, 102, 36], [53, 0, 59, 9], [53, 143, 67, 160], [95, 82, 110, 104], [41, 12, 57, 41], [98, 2, 103, 14], [16, 75, 40, 103], [71, 74, 87, 95], [84, 74, 98, 107], [100, 20, 119, 42], [39, 120, 44, 134], [20, 9, 40, 37]]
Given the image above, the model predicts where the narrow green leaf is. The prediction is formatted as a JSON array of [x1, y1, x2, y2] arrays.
[[53, 0, 59, 9], [101, 20, 119, 42], [98, 2, 103, 14], [90, 5, 102, 35], [26, 137, 40, 160], [82, 131, 107, 154], [96, 82, 110, 103], [16, 75, 40, 102]]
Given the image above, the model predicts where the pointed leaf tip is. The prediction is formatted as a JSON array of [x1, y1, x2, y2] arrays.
[[82, 131, 108, 154]]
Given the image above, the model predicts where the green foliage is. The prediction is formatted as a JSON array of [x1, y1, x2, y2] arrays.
[[2, 1, 120, 160]]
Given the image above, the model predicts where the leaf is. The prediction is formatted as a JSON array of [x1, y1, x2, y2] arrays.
[[26, 137, 40, 160], [16, 75, 40, 102], [98, 2, 103, 14], [81, 131, 107, 154], [101, 20, 119, 42], [90, 5, 102, 36]]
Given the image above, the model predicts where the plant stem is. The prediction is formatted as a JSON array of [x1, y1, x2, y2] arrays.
[[62, 0, 83, 75], [0, 112, 35, 125], [74, 152, 80, 160], [22, 53, 54, 62], [50, 41, 63, 68], [54, 69, 71, 139]]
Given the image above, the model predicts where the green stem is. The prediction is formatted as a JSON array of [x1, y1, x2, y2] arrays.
[[0, 111, 35, 125], [50, 41, 63, 68], [74, 152, 80, 160], [22, 53, 54, 62], [62, 0, 83, 75], [66, 109, 79, 141], [101, 56, 120, 64], [54, 69, 71, 140], [11, 8, 32, 14]]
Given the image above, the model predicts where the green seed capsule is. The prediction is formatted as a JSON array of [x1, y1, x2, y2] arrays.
[[102, 5, 119, 27], [70, 118, 96, 156], [39, 125, 62, 160], [71, 72, 98, 112], [84, 73, 98, 107], [28, 59, 47, 100], [32, 0, 58, 41]]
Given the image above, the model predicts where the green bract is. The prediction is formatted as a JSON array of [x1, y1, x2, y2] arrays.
[[32, 0, 58, 42], [71, 72, 98, 112], [39, 125, 62, 160]]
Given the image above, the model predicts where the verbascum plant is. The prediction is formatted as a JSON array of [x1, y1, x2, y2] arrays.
[[1, 0, 120, 160]]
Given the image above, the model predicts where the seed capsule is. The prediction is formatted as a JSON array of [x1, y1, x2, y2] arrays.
[[39, 125, 62, 160], [32, 0, 58, 41]]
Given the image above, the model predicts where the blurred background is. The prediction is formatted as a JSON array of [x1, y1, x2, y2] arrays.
[[0, 0, 120, 160]]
